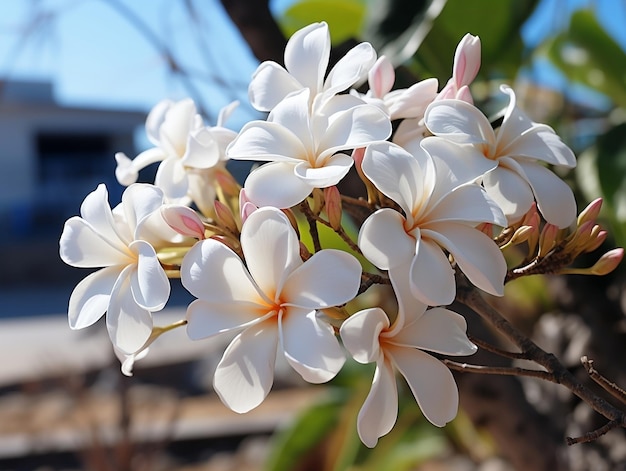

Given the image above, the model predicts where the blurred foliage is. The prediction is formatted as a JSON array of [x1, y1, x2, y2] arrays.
[[278, 0, 367, 44]]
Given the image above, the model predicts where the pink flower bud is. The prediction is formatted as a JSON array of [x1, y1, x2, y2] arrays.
[[160, 205, 205, 239], [590, 248, 624, 275], [214, 200, 239, 234], [455, 85, 474, 104], [368, 56, 395, 99], [324, 186, 343, 230], [239, 189, 258, 224], [453, 33, 481, 89], [577, 198, 603, 226]]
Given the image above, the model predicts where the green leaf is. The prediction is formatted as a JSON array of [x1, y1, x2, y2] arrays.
[[543, 9, 626, 107], [279, 0, 367, 45]]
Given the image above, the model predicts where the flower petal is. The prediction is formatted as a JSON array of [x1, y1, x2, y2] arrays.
[[244, 161, 313, 209], [214, 322, 278, 413], [425, 99, 493, 146], [357, 358, 398, 448], [121, 183, 166, 232], [241, 207, 301, 297], [482, 162, 535, 224], [129, 240, 170, 311], [426, 183, 506, 227], [389, 346, 459, 427], [284, 22, 329, 94], [227, 121, 307, 162], [79, 184, 124, 243], [293, 153, 353, 188], [154, 158, 188, 202], [410, 237, 456, 306], [340, 308, 389, 364], [424, 222, 506, 297], [517, 160, 577, 228], [282, 249, 361, 309], [186, 299, 269, 340], [60, 216, 132, 268], [249, 61, 303, 111], [280, 308, 345, 383], [393, 307, 477, 356], [182, 126, 220, 168], [158, 99, 196, 157], [359, 209, 415, 270], [181, 238, 266, 304], [68, 266, 120, 329], [106, 265, 154, 354], [324, 42, 377, 97]]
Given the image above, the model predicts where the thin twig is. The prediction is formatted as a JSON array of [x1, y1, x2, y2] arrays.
[[582, 356, 626, 406], [443, 360, 554, 381], [299, 201, 322, 252], [566, 420, 620, 445], [359, 272, 390, 295], [468, 334, 528, 360]]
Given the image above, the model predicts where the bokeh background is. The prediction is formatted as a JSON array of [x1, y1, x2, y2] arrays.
[[1, 0, 626, 470]]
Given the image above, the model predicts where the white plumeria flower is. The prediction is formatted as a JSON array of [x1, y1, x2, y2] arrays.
[[59, 184, 172, 354], [354, 55, 439, 121], [115, 99, 238, 213], [424, 85, 577, 228], [248, 21, 376, 112], [340, 271, 476, 447], [358, 141, 507, 307], [227, 89, 391, 209], [181, 207, 362, 413]]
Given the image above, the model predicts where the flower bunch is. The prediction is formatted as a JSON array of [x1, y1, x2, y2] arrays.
[[59, 22, 622, 447]]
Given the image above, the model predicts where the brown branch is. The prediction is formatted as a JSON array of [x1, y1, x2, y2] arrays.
[[582, 356, 626, 406], [468, 334, 529, 360], [299, 201, 322, 253], [566, 420, 620, 445], [444, 360, 554, 381], [455, 271, 626, 438]]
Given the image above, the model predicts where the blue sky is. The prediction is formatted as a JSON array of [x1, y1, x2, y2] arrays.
[[1, 0, 625, 129]]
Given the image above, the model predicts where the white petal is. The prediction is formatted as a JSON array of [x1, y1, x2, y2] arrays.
[[389, 346, 459, 427], [426, 183, 506, 227], [361, 142, 429, 216], [340, 308, 389, 364], [181, 238, 267, 304], [482, 163, 535, 224], [282, 249, 361, 309], [359, 209, 415, 270], [227, 121, 307, 162], [79, 184, 123, 244], [425, 99, 494, 146], [357, 358, 398, 448], [386, 78, 439, 120], [284, 22, 329, 93], [280, 308, 345, 383], [503, 124, 576, 168], [324, 42, 377, 97], [240, 207, 301, 297], [159, 99, 196, 156], [68, 266, 120, 329], [387, 261, 428, 332], [154, 158, 189, 201], [268, 89, 315, 151], [410, 237, 456, 306], [318, 105, 391, 159], [420, 137, 496, 188], [129, 240, 170, 311], [424, 222, 506, 297], [214, 322, 278, 413], [293, 153, 353, 188], [60, 217, 132, 268], [249, 62, 303, 111], [182, 126, 220, 169], [517, 161, 577, 228], [106, 265, 153, 354], [244, 161, 313, 208], [146, 99, 174, 145], [186, 299, 269, 340], [392, 308, 477, 356], [122, 183, 166, 232]]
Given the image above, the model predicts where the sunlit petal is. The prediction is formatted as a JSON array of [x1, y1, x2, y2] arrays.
[[324, 42, 376, 97], [425, 99, 493, 145], [359, 209, 415, 270], [284, 22, 329, 93], [186, 299, 270, 340], [249, 61, 303, 111], [227, 121, 307, 162], [340, 308, 389, 364], [293, 153, 353, 188], [214, 322, 278, 413], [244, 161, 313, 209], [129, 240, 170, 311], [68, 266, 120, 329], [482, 163, 535, 224], [410, 237, 455, 306], [280, 308, 345, 383]]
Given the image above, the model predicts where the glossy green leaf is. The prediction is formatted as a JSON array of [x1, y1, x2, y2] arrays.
[[279, 0, 366, 45]]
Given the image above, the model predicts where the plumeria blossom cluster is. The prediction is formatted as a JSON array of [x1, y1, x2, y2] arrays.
[[60, 22, 623, 448]]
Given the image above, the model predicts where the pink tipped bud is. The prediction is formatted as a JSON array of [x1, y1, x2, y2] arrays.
[[368, 56, 395, 99], [586, 230, 608, 252], [324, 186, 343, 230], [590, 248, 624, 275], [455, 84, 474, 104], [577, 198, 603, 226], [214, 200, 239, 234], [538, 223, 559, 257], [161, 205, 205, 239], [522, 203, 540, 227], [352, 147, 366, 169], [214, 168, 241, 197], [453, 33, 481, 89], [239, 189, 258, 224]]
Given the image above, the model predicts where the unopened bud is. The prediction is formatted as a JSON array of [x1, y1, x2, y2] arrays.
[[368, 56, 395, 99], [509, 225, 534, 246], [282, 208, 300, 239], [214, 167, 241, 197], [538, 223, 559, 258], [161, 204, 205, 239], [585, 229, 608, 253], [577, 198, 603, 227], [324, 186, 343, 230], [453, 33, 481, 89], [590, 248, 624, 275], [214, 200, 239, 235]]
